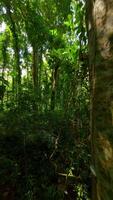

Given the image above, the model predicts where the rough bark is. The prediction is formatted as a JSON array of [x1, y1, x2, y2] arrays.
[[87, 0, 113, 199]]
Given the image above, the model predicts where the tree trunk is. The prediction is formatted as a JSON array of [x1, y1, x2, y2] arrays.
[[6, 3, 21, 97], [87, 0, 113, 199], [1, 42, 6, 109], [38, 48, 43, 112], [32, 46, 38, 90], [50, 65, 59, 111]]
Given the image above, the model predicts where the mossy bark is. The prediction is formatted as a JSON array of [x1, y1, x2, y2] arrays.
[[87, 0, 113, 199]]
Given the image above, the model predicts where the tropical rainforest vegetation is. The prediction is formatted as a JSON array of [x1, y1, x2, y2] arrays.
[[0, 0, 91, 199]]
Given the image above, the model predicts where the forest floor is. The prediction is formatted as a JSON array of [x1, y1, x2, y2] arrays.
[[0, 109, 91, 200]]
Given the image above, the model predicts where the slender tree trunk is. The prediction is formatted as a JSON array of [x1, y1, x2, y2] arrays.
[[6, 3, 21, 97], [50, 65, 59, 111], [32, 46, 40, 111], [87, 0, 113, 199], [1, 42, 6, 109], [32, 46, 38, 90], [44, 69, 49, 111], [32, 47, 42, 91], [38, 48, 43, 111], [24, 47, 29, 88]]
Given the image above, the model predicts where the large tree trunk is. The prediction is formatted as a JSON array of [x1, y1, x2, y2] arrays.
[[87, 0, 113, 199]]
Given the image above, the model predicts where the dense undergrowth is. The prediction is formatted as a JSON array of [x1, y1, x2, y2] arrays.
[[0, 108, 91, 200]]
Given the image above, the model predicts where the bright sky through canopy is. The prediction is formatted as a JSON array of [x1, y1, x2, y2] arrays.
[[0, 22, 6, 33]]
